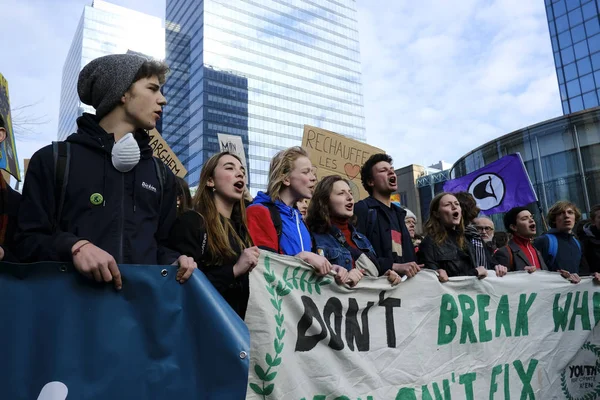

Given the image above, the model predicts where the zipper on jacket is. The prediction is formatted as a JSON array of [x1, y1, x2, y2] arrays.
[[295, 211, 305, 251], [118, 173, 125, 264]]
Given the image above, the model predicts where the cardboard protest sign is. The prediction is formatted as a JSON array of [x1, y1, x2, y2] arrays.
[[301, 125, 383, 200], [0, 74, 20, 181], [247, 251, 600, 399], [218, 133, 247, 171], [148, 128, 187, 178]]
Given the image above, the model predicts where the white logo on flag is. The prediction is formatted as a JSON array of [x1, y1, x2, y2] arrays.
[[37, 382, 68, 400], [468, 173, 505, 211]]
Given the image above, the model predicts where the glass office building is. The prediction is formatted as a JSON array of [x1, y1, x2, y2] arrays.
[[163, 0, 366, 190], [57, 0, 164, 140], [451, 107, 600, 229], [546, 0, 600, 114]]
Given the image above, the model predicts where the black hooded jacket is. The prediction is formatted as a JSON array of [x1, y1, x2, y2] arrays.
[[15, 113, 180, 264]]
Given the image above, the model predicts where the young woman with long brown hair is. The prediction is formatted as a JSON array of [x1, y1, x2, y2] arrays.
[[419, 192, 488, 282], [169, 152, 259, 319], [306, 175, 401, 286]]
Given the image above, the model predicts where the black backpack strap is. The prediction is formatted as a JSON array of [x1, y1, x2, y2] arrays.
[[264, 202, 282, 253], [53, 141, 71, 231], [152, 157, 166, 209]]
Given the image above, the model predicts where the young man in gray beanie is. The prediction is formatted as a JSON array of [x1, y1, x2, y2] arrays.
[[16, 54, 196, 289]]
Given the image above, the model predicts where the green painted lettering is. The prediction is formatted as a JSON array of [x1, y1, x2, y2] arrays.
[[395, 387, 417, 400], [438, 294, 458, 345], [432, 381, 451, 400], [459, 295, 477, 344], [504, 364, 510, 399], [553, 293, 573, 332], [569, 291, 591, 331], [459, 372, 477, 400], [514, 359, 538, 400], [422, 385, 434, 400], [594, 292, 600, 326], [477, 294, 492, 343], [489, 364, 502, 399], [515, 293, 537, 336], [495, 295, 512, 337]]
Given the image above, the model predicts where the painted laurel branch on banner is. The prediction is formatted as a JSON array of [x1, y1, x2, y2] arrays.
[[249, 256, 332, 398], [246, 252, 600, 400]]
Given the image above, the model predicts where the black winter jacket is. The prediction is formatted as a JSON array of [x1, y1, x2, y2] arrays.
[[168, 211, 249, 319], [354, 197, 416, 276], [1, 180, 21, 262], [418, 230, 478, 277], [15, 113, 179, 264], [581, 223, 600, 273]]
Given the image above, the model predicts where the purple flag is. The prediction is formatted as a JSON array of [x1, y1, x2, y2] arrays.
[[443, 154, 538, 215]]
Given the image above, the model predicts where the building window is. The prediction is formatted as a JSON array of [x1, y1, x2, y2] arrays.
[[574, 40, 590, 59], [577, 56, 593, 74], [565, 62, 579, 80], [572, 23, 587, 42], [567, 77, 582, 96], [556, 14, 571, 32], [559, 30, 573, 48], [568, 9, 584, 26], [585, 17, 600, 36], [583, 1, 598, 20], [570, 95, 584, 111], [562, 45, 576, 64], [583, 91, 599, 107], [580, 73, 595, 91], [554, 0, 568, 17]]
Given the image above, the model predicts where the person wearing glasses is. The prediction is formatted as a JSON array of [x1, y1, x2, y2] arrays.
[[454, 192, 507, 277], [473, 216, 495, 251]]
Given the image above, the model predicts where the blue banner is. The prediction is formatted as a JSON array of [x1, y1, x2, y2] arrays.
[[0, 262, 250, 399], [443, 153, 537, 215]]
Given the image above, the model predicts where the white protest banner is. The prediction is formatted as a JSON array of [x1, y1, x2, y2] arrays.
[[218, 133, 247, 171], [246, 251, 600, 399]]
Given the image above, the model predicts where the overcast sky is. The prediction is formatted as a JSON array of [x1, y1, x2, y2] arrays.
[[1, 0, 562, 178]]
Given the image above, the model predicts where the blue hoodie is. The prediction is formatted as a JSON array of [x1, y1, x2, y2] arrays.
[[246, 192, 311, 256]]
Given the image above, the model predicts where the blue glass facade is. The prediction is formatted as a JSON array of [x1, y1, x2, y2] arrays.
[[452, 108, 600, 228], [163, 0, 366, 190], [547, 0, 600, 114], [57, 1, 164, 140]]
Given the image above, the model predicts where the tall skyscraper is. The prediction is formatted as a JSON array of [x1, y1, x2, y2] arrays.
[[57, 0, 164, 140], [163, 0, 366, 190], [546, 0, 600, 114]]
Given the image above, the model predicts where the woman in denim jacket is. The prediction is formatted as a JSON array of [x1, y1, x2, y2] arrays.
[[306, 175, 402, 287]]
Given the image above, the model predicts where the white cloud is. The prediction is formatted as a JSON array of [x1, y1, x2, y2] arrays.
[[357, 0, 562, 170]]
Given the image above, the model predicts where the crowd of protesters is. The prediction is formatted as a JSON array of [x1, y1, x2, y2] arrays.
[[0, 53, 598, 321]]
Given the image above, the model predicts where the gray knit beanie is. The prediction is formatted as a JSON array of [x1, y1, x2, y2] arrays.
[[77, 53, 148, 119]]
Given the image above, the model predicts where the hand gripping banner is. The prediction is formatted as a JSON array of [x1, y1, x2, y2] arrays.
[[0, 262, 250, 399], [246, 252, 600, 399]]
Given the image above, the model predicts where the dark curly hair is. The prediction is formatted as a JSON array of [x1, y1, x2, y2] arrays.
[[306, 175, 356, 234], [360, 153, 392, 195]]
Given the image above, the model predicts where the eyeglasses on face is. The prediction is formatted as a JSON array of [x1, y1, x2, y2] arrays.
[[475, 226, 494, 232]]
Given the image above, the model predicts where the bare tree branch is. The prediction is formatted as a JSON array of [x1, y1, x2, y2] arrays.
[[10, 101, 50, 139]]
